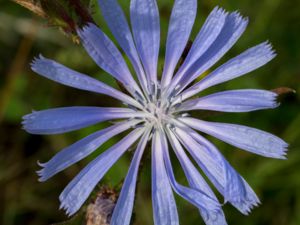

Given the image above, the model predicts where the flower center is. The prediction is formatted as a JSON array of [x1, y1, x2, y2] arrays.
[[145, 101, 169, 126], [131, 83, 183, 129]]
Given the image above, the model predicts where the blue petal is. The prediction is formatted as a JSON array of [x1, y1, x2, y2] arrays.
[[173, 124, 260, 214], [168, 10, 248, 96], [166, 127, 228, 225], [168, 7, 227, 94], [77, 24, 143, 97], [177, 89, 279, 113], [98, 0, 148, 93], [152, 130, 179, 225], [59, 128, 145, 216], [31, 56, 142, 109], [110, 129, 150, 225], [161, 0, 197, 88], [180, 117, 288, 159], [37, 120, 140, 182], [131, 0, 160, 86], [22, 107, 145, 134], [159, 129, 220, 211], [180, 42, 276, 101]]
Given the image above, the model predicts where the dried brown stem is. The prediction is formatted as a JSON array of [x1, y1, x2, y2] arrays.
[[12, 0, 47, 18]]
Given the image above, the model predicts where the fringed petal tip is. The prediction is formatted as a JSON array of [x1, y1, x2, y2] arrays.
[[256, 41, 277, 62], [36, 169, 47, 182], [212, 6, 229, 17], [238, 202, 260, 216], [264, 41, 277, 56], [239, 197, 261, 215], [230, 10, 249, 25], [36, 160, 49, 182], [224, 180, 261, 215], [270, 92, 281, 109], [277, 143, 289, 160], [76, 23, 97, 38], [225, 194, 260, 215], [59, 200, 76, 217], [271, 95, 283, 109], [30, 54, 47, 71], [22, 110, 40, 131], [264, 137, 289, 159], [22, 111, 37, 130], [209, 6, 229, 19], [31, 54, 45, 62], [59, 194, 75, 217]]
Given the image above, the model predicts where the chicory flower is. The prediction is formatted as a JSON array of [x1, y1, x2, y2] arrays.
[[23, 0, 288, 224]]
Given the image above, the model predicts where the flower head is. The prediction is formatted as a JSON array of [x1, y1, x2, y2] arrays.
[[23, 0, 288, 224]]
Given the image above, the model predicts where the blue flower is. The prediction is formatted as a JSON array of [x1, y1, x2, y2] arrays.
[[22, 0, 288, 224]]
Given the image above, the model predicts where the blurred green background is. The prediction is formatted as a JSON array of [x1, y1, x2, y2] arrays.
[[0, 0, 299, 224]]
